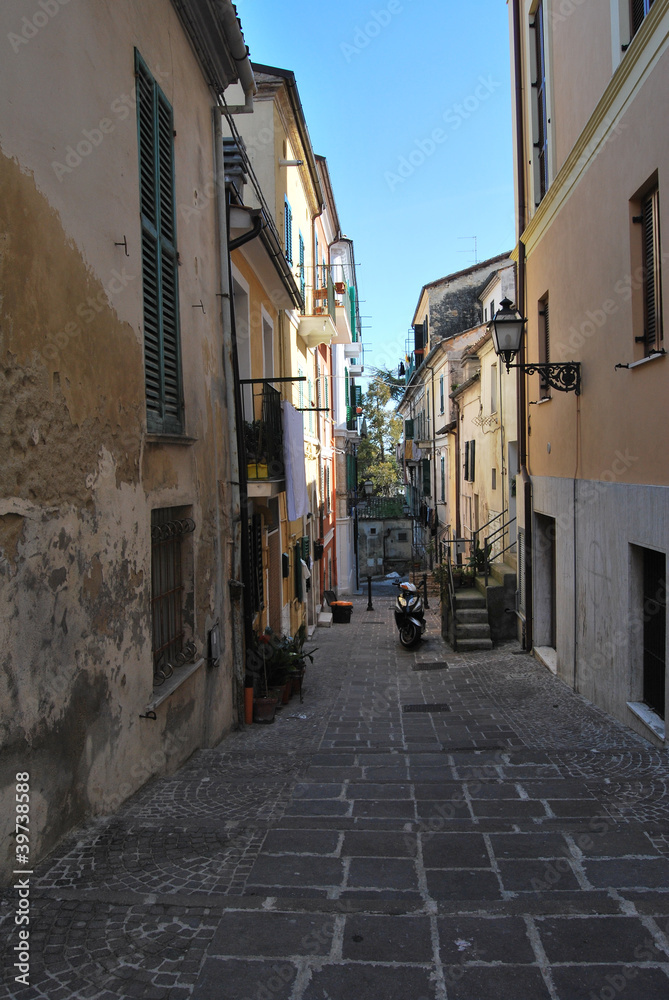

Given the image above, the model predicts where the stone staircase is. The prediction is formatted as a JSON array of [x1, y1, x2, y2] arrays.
[[451, 589, 493, 651], [473, 558, 517, 641]]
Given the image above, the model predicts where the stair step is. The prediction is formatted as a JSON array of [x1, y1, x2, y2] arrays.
[[455, 623, 492, 639], [317, 612, 333, 628], [455, 593, 487, 609], [455, 609, 489, 624], [456, 638, 494, 651]]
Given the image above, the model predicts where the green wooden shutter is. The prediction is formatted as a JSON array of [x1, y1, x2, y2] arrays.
[[299, 232, 305, 304], [422, 458, 431, 496], [642, 190, 661, 350], [405, 419, 414, 440], [284, 198, 293, 264], [349, 285, 356, 341], [136, 50, 182, 434]]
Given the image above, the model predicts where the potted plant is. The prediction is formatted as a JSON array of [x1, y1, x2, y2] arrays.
[[244, 420, 268, 479]]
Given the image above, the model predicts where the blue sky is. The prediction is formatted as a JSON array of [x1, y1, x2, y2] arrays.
[[235, 0, 515, 378]]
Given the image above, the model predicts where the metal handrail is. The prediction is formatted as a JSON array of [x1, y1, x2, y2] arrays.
[[483, 517, 517, 587], [473, 508, 508, 551], [446, 546, 457, 651]]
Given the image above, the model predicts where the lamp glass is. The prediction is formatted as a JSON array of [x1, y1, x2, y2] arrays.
[[492, 297, 524, 359]]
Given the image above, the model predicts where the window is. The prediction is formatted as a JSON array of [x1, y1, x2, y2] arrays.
[[440, 455, 445, 502], [284, 197, 293, 264], [492, 467, 497, 491], [404, 418, 414, 440], [249, 513, 264, 613], [151, 507, 195, 683], [299, 231, 305, 305], [325, 465, 331, 515], [531, 2, 549, 203], [631, 0, 655, 37], [490, 364, 498, 413], [136, 50, 183, 435], [439, 375, 444, 413], [639, 187, 663, 353], [539, 296, 551, 396], [314, 231, 319, 287], [464, 440, 476, 482], [422, 458, 431, 496]]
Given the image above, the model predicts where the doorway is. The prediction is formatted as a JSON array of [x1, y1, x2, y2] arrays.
[[642, 548, 666, 719], [534, 513, 557, 649]]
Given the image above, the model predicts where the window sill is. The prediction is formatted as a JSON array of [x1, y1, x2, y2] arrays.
[[145, 433, 198, 446], [146, 657, 206, 711], [627, 701, 665, 742], [627, 350, 666, 370]]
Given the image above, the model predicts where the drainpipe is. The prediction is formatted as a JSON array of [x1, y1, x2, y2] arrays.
[[216, 1, 256, 114], [214, 109, 245, 722], [512, 0, 532, 651]]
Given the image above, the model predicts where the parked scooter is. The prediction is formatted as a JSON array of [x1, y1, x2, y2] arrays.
[[394, 580, 426, 648]]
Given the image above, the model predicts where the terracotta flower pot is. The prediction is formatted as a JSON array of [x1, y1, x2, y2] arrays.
[[253, 696, 277, 724]]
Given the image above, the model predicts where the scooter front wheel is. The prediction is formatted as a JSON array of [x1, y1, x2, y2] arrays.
[[398, 622, 420, 648]]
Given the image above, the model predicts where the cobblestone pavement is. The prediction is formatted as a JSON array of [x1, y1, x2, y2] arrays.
[[4, 593, 669, 999]]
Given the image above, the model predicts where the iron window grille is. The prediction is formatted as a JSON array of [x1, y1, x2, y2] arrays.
[[151, 508, 195, 685], [631, 0, 655, 37]]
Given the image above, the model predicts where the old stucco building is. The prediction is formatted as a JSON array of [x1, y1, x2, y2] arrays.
[[509, 0, 669, 743], [0, 0, 254, 881]]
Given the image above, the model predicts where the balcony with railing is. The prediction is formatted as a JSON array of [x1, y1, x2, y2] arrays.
[[241, 379, 285, 498], [298, 272, 337, 349]]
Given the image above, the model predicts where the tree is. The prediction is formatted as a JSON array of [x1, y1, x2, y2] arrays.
[[357, 378, 404, 495], [366, 364, 406, 403]]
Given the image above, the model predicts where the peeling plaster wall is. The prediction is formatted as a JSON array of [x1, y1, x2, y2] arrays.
[[0, 0, 236, 882]]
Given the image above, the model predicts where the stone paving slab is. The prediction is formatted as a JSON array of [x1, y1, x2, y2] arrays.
[[3, 593, 669, 998]]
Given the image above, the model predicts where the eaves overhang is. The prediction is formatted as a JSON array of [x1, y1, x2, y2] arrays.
[[171, 0, 254, 96]]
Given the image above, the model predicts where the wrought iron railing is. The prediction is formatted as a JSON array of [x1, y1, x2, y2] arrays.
[[240, 380, 285, 481]]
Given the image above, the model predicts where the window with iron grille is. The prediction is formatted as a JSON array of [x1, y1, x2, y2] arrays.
[[136, 50, 183, 434], [631, 0, 655, 37], [151, 507, 195, 683], [539, 296, 551, 396], [249, 513, 264, 613]]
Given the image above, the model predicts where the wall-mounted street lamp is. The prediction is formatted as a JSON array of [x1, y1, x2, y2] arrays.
[[363, 480, 374, 497], [492, 297, 581, 395]]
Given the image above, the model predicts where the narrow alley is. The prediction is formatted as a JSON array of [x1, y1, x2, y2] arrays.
[[4, 595, 669, 1000]]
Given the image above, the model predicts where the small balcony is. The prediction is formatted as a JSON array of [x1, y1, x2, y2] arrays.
[[299, 276, 337, 349], [241, 380, 285, 498]]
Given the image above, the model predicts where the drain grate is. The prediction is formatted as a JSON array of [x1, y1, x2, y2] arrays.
[[362, 621, 384, 625], [403, 703, 451, 713], [413, 661, 448, 671]]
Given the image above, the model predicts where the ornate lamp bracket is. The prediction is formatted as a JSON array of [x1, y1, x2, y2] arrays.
[[506, 361, 581, 395]]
